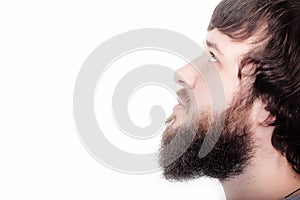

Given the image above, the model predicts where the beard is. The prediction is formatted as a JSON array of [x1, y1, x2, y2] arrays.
[[158, 90, 256, 182]]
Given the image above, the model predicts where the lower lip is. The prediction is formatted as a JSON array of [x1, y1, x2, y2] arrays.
[[173, 104, 183, 112]]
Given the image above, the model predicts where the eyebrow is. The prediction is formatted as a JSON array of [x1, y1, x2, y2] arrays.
[[205, 40, 224, 55]]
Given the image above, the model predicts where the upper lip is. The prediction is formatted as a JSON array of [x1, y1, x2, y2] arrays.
[[176, 89, 189, 108], [177, 98, 185, 107]]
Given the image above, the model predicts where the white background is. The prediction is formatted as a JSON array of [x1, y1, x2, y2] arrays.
[[0, 0, 226, 199]]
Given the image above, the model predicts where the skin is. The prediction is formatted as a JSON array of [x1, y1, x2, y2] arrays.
[[167, 28, 300, 199]]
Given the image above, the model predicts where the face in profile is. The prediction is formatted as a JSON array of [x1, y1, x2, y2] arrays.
[[159, 29, 257, 181]]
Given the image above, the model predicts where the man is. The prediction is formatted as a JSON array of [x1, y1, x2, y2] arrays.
[[159, 0, 300, 199]]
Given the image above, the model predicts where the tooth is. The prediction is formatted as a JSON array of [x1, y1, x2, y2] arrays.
[[165, 121, 171, 128], [165, 116, 172, 125], [165, 115, 176, 127]]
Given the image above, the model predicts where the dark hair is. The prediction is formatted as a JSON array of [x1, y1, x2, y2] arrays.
[[208, 0, 300, 173]]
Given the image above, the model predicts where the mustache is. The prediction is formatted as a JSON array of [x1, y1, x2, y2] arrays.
[[164, 89, 192, 126], [177, 89, 192, 111], [164, 89, 193, 127]]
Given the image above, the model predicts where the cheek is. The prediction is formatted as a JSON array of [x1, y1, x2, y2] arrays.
[[222, 76, 240, 106], [190, 60, 241, 113], [192, 78, 213, 112], [219, 62, 240, 107]]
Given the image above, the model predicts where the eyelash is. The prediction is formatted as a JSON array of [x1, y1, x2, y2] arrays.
[[209, 51, 218, 63]]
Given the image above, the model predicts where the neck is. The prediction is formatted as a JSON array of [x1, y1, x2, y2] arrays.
[[220, 126, 300, 200], [221, 165, 300, 200]]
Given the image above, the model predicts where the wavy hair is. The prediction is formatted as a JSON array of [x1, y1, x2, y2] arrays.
[[208, 0, 300, 173]]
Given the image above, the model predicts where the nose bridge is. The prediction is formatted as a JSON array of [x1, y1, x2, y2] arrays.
[[174, 56, 207, 89]]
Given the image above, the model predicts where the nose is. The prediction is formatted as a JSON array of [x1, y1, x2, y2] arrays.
[[174, 63, 199, 89]]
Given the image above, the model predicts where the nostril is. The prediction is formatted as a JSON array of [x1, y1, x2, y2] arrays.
[[174, 65, 197, 89], [174, 73, 186, 86], [177, 79, 190, 88], [177, 79, 185, 85]]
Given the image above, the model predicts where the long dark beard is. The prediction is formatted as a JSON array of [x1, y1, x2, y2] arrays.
[[159, 93, 256, 182]]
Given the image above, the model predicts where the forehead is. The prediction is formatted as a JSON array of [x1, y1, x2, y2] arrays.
[[205, 29, 251, 59]]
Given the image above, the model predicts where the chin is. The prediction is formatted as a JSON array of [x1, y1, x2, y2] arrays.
[[159, 92, 255, 182]]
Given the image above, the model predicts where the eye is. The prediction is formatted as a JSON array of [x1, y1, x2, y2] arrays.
[[209, 51, 218, 63]]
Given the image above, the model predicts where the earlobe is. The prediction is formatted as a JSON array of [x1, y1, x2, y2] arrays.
[[251, 100, 276, 126], [261, 114, 276, 127]]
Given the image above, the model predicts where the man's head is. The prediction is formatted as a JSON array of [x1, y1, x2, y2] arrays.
[[159, 0, 300, 181]]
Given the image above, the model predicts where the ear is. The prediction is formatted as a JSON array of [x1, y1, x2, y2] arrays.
[[251, 99, 276, 126], [262, 114, 276, 126]]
